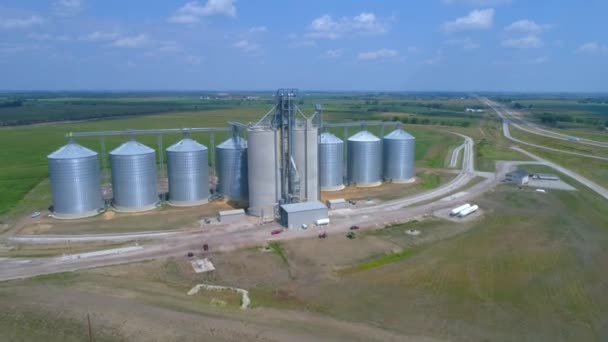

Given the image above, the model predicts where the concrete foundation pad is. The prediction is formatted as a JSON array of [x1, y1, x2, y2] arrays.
[[112, 202, 159, 213], [390, 177, 417, 184], [167, 199, 209, 207], [354, 181, 382, 188], [51, 208, 105, 220], [321, 184, 346, 192]]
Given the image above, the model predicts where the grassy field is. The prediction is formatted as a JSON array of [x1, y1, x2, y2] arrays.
[[1, 175, 607, 340], [510, 124, 608, 157]]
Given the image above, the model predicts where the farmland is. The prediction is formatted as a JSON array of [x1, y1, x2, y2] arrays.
[[0, 93, 483, 219], [1, 175, 607, 341]]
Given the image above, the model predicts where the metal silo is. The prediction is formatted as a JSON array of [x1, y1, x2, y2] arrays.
[[347, 130, 382, 187], [110, 139, 158, 212], [166, 137, 209, 206], [383, 128, 416, 183], [293, 119, 318, 201], [216, 135, 248, 201], [247, 127, 280, 217], [319, 132, 344, 191], [48, 141, 104, 219]]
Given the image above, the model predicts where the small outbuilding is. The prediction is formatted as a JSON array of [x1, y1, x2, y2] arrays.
[[218, 209, 245, 223], [327, 198, 347, 210], [505, 169, 529, 185], [280, 201, 329, 229], [534, 173, 559, 181]]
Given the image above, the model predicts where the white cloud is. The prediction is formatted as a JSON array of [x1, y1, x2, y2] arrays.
[[169, 0, 236, 24], [0, 14, 44, 29], [0, 43, 40, 54], [112, 34, 150, 48], [502, 35, 543, 49], [53, 0, 83, 17], [423, 56, 442, 65], [233, 39, 261, 54], [28, 33, 71, 42], [307, 12, 388, 39], [407, 46, 422, 53], [445, 37, 479, 50], [526, 56, 548, 64], [288, 39, 316, 48], [323, 49, 343, 59], [185, 55, 202, 65], [79, 31, 120, 42], [577, 42, 608, 54], [441, 0, 511, 5], [249, 26, 267, 33], [358, 49, 398, 60], [504, 20, 550, 34], [441, 8, 494, 32], [158, 41, 182, 53]]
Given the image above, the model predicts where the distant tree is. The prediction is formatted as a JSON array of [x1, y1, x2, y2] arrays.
[[410, 117, 419, 124], [392, 116, 399, 122]]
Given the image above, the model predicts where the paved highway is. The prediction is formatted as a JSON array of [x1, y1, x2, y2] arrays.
[[481, 98, 608, 161], [479, 97, 608, 149], [449, 143, 465, 168]]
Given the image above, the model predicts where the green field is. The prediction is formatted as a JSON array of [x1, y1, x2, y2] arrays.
[[2, 174, 607, 340]]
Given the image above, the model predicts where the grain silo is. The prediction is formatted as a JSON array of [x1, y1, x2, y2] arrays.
[[110, 139, 158, 212], [48, 141, 104, 219], [216, 135, 248, 201], [293, 119, 318, 201], [166, 136, 209, 206], [247, 127, 281, 217], [383, 128, 416, 183], [347, 130, 382, 187], [319, 132, 344, 191]]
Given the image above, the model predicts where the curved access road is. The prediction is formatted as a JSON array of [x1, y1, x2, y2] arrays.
[[479, 97, 608, 149], [481, 98, 608, 161]]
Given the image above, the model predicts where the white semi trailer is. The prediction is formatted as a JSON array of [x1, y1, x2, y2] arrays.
[[450, 203, 471, 216], [458, 205, 479, 218]]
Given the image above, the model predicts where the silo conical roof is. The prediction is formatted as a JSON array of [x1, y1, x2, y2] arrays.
[[348, 130, 380, 142], [320, 132, 343, 144], [110, 139, 155, 155], [217, 136, 247, 149], [166, 138, 207, 152], [384, 128, 415, 140], [48, 143, 97, 159]]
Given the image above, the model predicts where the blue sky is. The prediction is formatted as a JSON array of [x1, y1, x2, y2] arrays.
[[0, 0, 607, 92]]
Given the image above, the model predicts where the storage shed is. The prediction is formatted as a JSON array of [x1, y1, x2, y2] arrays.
[[279, 201, 328, 229], [326, 198, 347, 210], [505, 169, 529, 185], [218, 209, 246, 223]]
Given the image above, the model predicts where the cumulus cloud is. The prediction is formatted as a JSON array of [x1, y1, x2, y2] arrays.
[[445, 37, 479, 50], [287, 39, 316, 48], [249, 26, 267, 33], [233, 39, 261, 54], [441, 0, 511, 5], [501, 35, 543, 49], [0, 14, 44, 29], [323, 49, 343, 59], [169, 0, 236, 24], [577, 42, 608, 54], [504, 19, 550, 34], [53, 0, 84, 17], [307, 12, 388, 39], [28, 33, 71, 42], [358, 49, 398, 60], [442, 8, 494, 32], [79, 31, 120, 42], [112, 34, 150, 48]]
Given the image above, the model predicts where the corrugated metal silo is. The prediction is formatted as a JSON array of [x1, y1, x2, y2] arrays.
[[216, 136, 248, 201], [110, 139, 158, 212], [293, 119, 319, 201], [319, 132, 344, 191], [247, 128, 280, 217], [383, 128, 416, 183], [347, 130, 382, 187], [48, 142, 104, 219], [166, 137, 209, 206]]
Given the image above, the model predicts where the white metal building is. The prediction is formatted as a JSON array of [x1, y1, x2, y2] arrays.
[[505, 169, 529, 185], [327, 198, 347, 209], [280, 201, 328, 229]]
